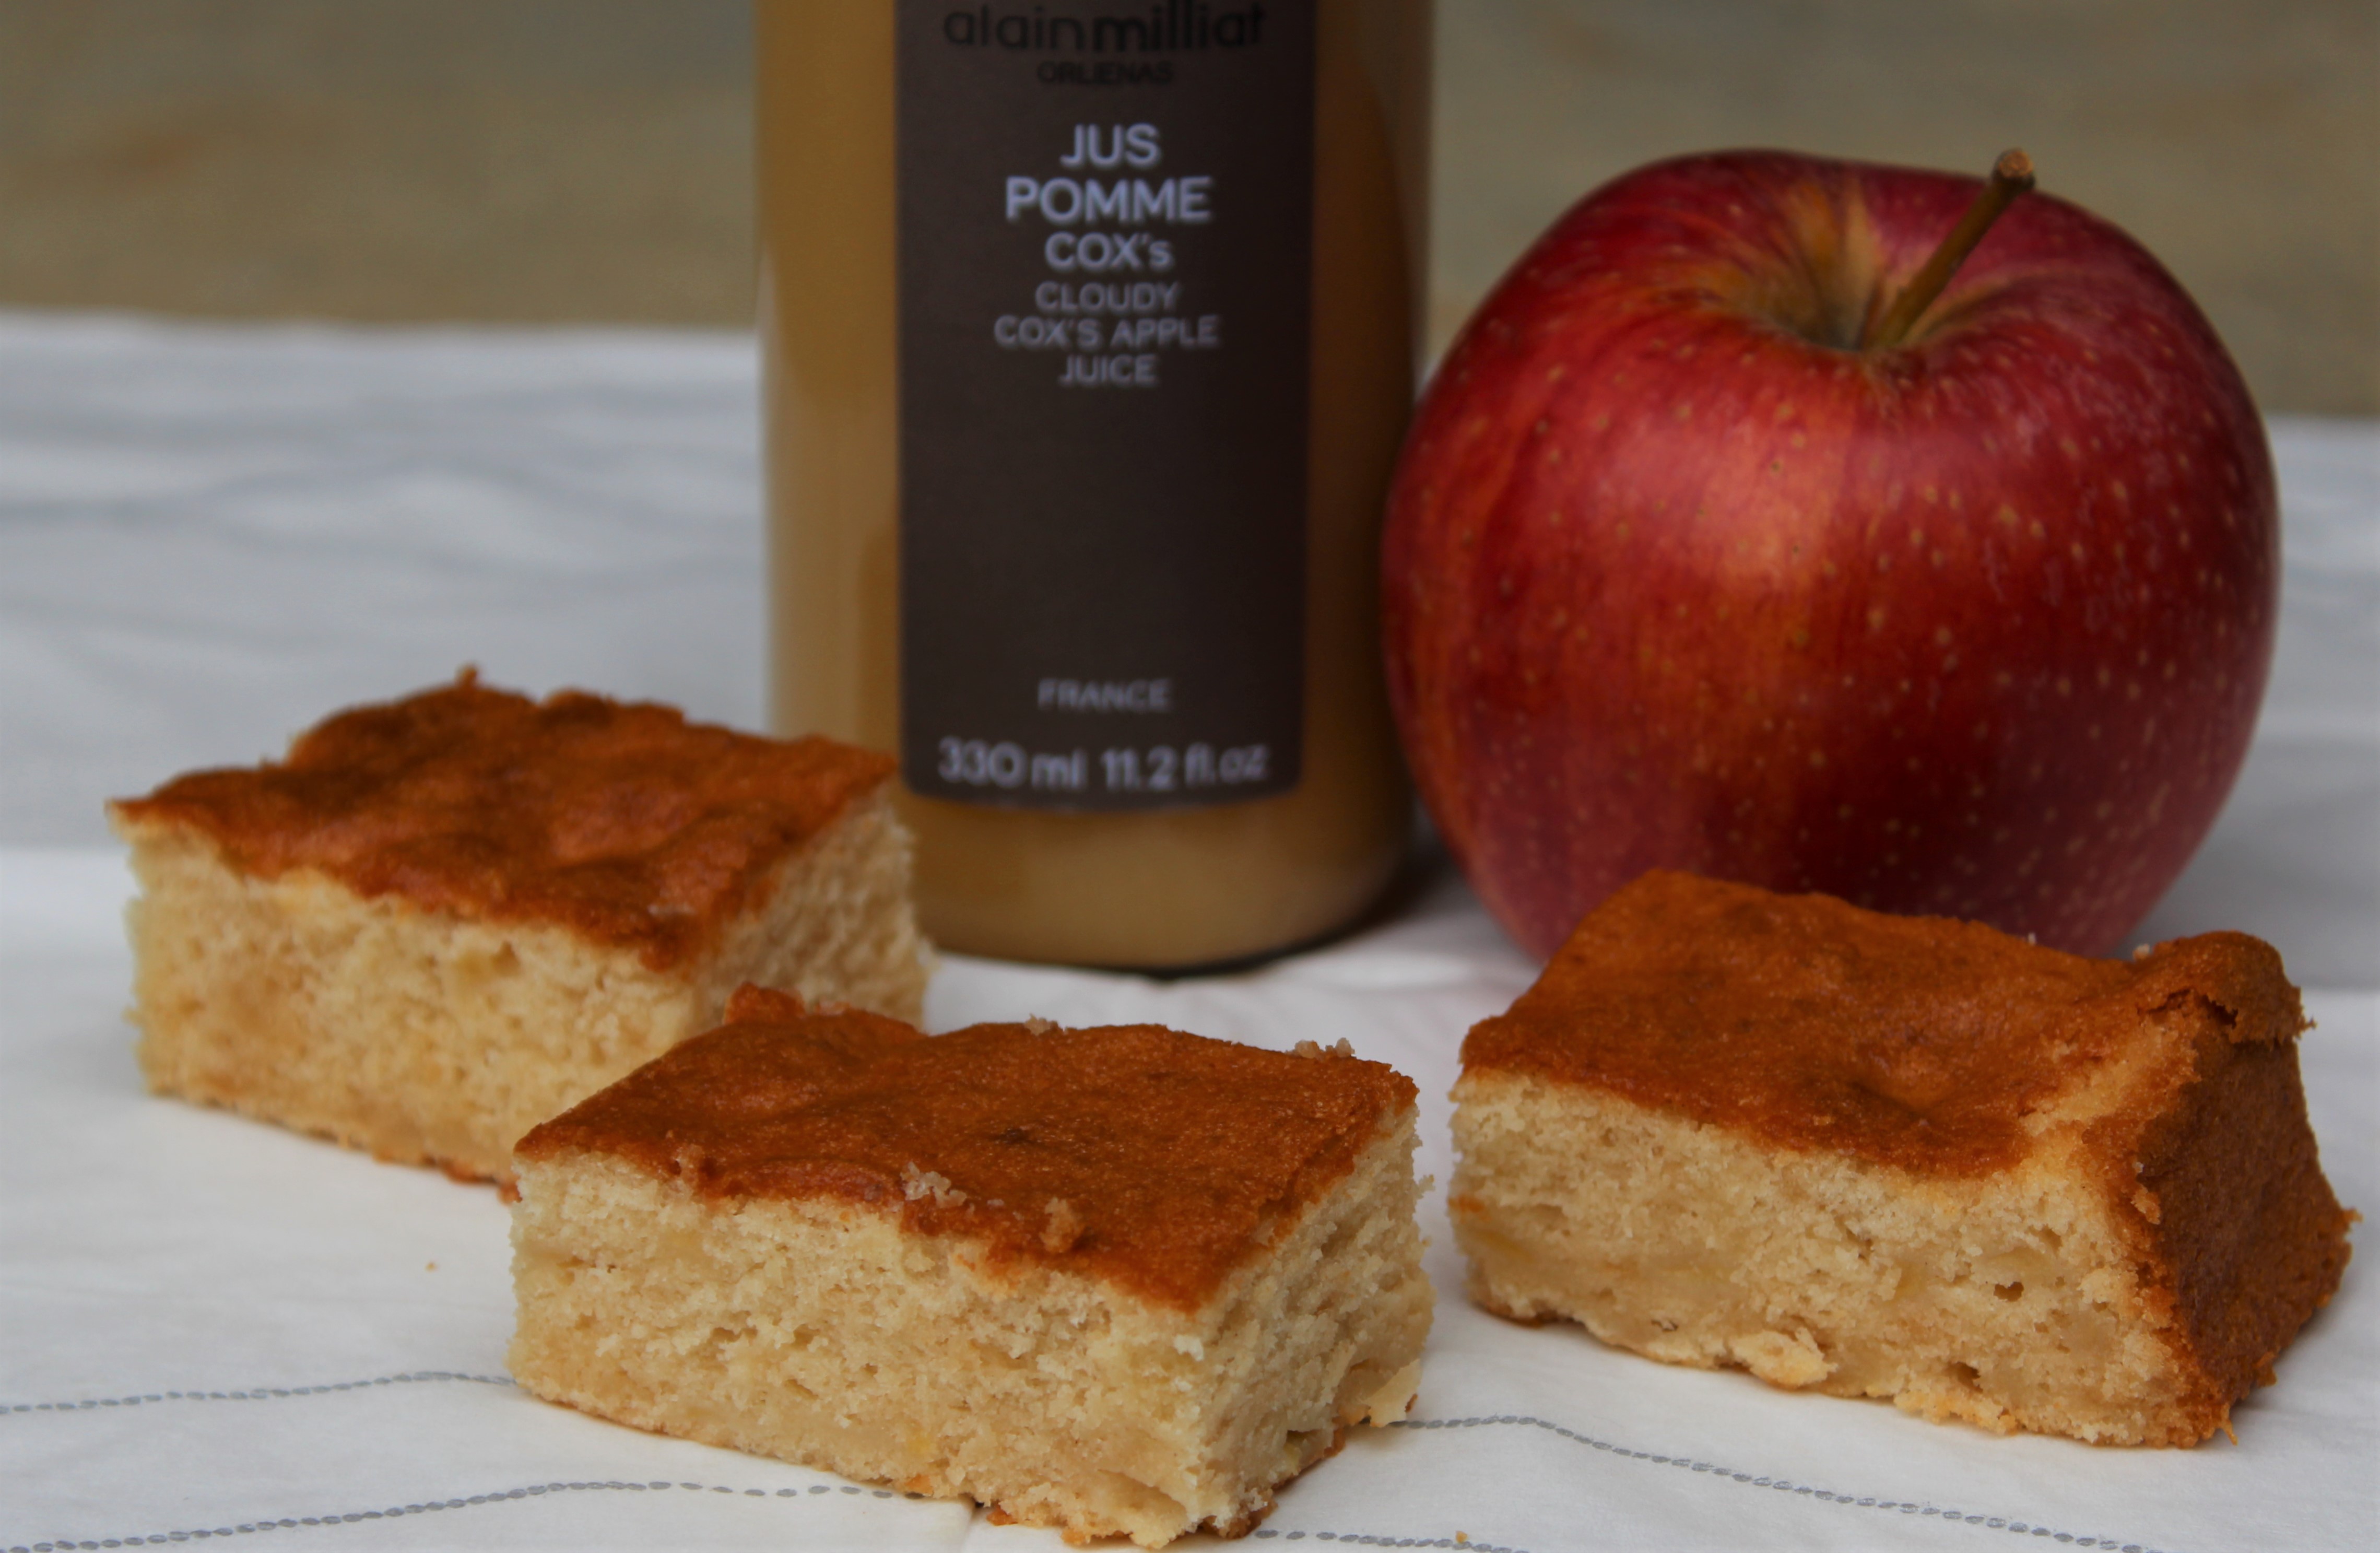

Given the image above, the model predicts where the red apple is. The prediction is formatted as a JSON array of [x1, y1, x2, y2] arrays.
[[1382, 150, 2277, 960]]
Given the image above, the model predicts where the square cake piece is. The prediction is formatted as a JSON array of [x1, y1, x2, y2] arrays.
[[109, 673, 928, 1183], [509, 987, 1432, 1547], [1451, 870, 2353, 1446]]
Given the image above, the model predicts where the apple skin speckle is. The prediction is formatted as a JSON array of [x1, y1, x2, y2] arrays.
[[1381, 150, 2277, 960]]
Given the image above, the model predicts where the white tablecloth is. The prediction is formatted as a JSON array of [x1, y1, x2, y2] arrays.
[[2, 311, 2373, 1552]]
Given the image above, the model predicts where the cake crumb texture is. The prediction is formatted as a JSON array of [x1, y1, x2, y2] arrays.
[[1452, 870, 2353, 1446], [511, 998, 1432, 1545], [110, 676, 929, 1182]]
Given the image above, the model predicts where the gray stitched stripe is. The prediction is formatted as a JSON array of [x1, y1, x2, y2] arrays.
[[1380, 1415, 2175, 1553], [0, 1387, 2184, 1552], [2, 1372, 514, 1416], [4, 1479, 917, 1550]]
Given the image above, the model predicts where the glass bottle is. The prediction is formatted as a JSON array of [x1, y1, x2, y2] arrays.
[[760, 0, 1432, 967]]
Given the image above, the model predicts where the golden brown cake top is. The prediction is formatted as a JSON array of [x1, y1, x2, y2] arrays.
[[108, 673, 894, 970], [1462, 870, 2306, 1175], [519, 986, 1420, 1312]]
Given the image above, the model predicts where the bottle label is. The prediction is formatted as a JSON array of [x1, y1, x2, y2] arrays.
[[896, 1, 1315, 811]]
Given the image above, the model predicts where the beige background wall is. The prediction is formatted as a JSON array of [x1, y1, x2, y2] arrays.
[[0, 0, 2372, 412]]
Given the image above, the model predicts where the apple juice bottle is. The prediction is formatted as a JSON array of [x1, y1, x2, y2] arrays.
[[761, 0, 1432, 967]]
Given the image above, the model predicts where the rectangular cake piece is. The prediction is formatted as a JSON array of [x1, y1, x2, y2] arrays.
[[1451, 870, 2353, 1446], [509, 987, 1432, 1548], [108, 673, 929, 1183]]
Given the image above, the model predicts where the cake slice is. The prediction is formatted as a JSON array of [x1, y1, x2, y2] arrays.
[[1451, 869, 2353, 1445], [109, 672, 928, 1183], [508, 987, 1432, 1547]]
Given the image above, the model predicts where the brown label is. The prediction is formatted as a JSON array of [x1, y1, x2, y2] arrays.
[[896, 1, 1314, 811]]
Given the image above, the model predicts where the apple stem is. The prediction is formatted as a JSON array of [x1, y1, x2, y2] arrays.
[[1867, 149, 2036, 350]]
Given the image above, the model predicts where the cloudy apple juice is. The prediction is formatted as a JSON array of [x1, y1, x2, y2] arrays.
[[761, 0, 1430, 966]]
